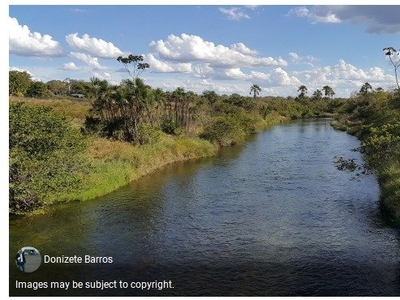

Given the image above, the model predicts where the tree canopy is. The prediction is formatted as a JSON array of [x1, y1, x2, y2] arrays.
[[9, 102, 88, 213]]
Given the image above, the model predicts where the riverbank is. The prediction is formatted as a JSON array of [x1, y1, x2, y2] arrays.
[[9, 95, 343, 215], [330, 92, 400, 228], [10, 97, 289, 215], [57, 114, 288, 209]]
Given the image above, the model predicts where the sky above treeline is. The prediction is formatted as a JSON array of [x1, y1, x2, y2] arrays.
[[7, 2, 400, 98]]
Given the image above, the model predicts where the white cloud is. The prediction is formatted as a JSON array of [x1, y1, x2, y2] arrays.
[[62, 62, 79, 71], [66, 33, 124, 58], [289, 52, 318, 67], [219, 7, 250, 21], [269, 68, 301, 86], [290, 59, 394, 95], [223, 68, 248, 80], [287, 6, 341, 24], [231, 43, 258, 56], [144, 53, 192, 73], [9, 16, 63, 57], [69, 52, 106, 70], [149, 33, 287, 69], [250, 71, 269, 81]]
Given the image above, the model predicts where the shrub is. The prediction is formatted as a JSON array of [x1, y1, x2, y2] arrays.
[[9, 102, 88, 213], [161, 119, 178, 134]]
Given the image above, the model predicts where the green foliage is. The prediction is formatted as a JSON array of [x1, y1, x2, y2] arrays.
[[47, 80, 68, 96], [161, 119, 178, 134], [358, 122, 400, 169], [200, 115, 247, 147], [9, 70, 32, 96], [26, 81, 51, 98], [9, 102, 88, 213], [136, 123, 161, 145]]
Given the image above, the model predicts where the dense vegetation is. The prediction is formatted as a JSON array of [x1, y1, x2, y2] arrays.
[[9, 102, 88, 213], [9, 50, 400, 226], [332, 87, 400, 227]]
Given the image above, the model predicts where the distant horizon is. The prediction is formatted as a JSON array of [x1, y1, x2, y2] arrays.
[[7, 4, 400, 98]]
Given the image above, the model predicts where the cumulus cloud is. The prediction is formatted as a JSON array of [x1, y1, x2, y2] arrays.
[[69, 52, 106, 70], [289, 52, 318, 65], [292, 59, 393, 93], [144, 53, 192, 73], [66, 33, 124, 58], [223, 68, 248, 80], [219, 7, 250, 21], [288, 5, 400, 34], [9, 16, 63, 57], [62, 62, 79, 71], [149, 33, 287, 69], [269, 68, 301, 86]]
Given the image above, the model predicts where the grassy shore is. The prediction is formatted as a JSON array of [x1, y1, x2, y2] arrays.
[[10, 96, 289, 214], [58, 135, 219, 203]]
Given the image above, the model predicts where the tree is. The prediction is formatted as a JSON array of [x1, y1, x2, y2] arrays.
[[322, 85, 335, 99], [250, 84, 261, 99], [297, 85, 308, 98], [9, 70, 32, 96], [10, 102, 88, 213], [312, 89, 323, 101], [85, 54, 151, 144], [202, 90, 219, 106], [46, 80, 68, 96], [117, 54, 150, 81], [360, 82, 373, 95], [383, 47, 400, 92], [26, 81, 50, 98]]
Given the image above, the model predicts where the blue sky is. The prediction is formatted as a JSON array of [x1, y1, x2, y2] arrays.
[[7, 2, 400, 98]]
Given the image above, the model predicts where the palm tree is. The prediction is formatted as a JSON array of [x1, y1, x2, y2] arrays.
[[250, 84, 261, 99], [312, 89, 323, 101], [322, 85, 335, 99], [297, 85, 308, 98]]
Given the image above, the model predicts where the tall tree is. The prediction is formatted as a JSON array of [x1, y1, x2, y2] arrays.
[[297, 85, 308, 98], [202, 90, 219, 106], [46, 80, 68, 96], [312, 89, 323, 101], [383, 47, 400, 92], [322, 85, 335, 99], [250, 84, 261, 99], [9, 70, 32, 96]]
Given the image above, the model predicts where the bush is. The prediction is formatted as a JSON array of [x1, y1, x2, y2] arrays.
[[136, 123, 161, 145], [9, 102, 88, 213], [161, 119, 178, 134], [200, 116, 246, 147]]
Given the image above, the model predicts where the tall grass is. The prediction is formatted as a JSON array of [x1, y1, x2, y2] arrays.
[[59, 135, 218, 202], [379, 161, 400, 227]]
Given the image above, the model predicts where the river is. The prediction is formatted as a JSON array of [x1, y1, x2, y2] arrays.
[[9, 118, 400, 296]]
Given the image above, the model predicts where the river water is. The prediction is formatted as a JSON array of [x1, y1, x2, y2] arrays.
[[9, 119, 400, 296]]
